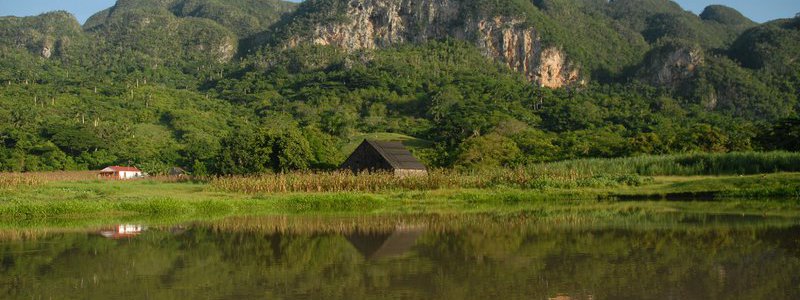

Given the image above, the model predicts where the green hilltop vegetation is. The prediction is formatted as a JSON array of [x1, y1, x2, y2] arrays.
[[0, 0, 798, 175]]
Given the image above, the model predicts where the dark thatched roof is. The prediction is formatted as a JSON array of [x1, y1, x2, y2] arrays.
[[341, 140, 428, 173], [365, 140, 427, 170]]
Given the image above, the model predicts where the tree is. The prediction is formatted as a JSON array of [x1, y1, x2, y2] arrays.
[[302, 126, 342, 169], [683, 124, 730, 153], [116, 124, 180, 173], [758, 117, 800, 151], [216, 125, 274, 175], [48, 126, 104, 156], [268, 128, 313, 172], [215, 123, 312, 175], [455, 133, 521, 169]]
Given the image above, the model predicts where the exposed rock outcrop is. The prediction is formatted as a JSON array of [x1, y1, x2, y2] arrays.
[[41, 45, 52, 59], [655, 47, 703, 86], [196, 36, 237, 63], [639, 44, 704, 87], [287, 0, 580, 88], [474, 17, 579, 88], [216, 37, 236, 63]]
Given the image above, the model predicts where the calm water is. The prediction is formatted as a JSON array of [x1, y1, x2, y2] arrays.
[[1, 215, 799, 299]]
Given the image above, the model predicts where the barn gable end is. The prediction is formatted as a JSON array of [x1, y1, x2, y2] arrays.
[[341, 140, 427, 176]]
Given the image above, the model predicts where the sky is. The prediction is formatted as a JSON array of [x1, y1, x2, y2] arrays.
[[0, 0, 798, 24]]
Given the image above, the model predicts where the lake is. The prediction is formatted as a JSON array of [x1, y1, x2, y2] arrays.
[[1, 214, 798, 299]]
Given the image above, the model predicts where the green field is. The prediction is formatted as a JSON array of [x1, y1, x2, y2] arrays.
[[1, 152, 798, 229], [1, 172, 798, 229]]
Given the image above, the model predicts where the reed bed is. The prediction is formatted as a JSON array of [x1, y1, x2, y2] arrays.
[[0, 173, 45, 189], [211, 152, 800, 194], [538, 151, 800, 176], [2, 152, 797, 194], [210, 169, 646, 194], [0, 171, 100, 189], [0, 171, 195, 188]]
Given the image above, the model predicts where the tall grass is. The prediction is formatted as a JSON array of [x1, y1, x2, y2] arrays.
[[0, 173, 43, 189], [210, 169, 648, 194], [0, 171, 195, 189], [0, 171, 99, 189], [211, 152, 800, 194], [538, 151, 800, 176], [3, 152, 798, 194]]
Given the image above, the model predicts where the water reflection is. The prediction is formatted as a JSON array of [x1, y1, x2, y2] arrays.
[[548, 294, 593, 300], [347, 225, 424, 260], [99, 224, 146, 239], [0, 215, 798, 299]]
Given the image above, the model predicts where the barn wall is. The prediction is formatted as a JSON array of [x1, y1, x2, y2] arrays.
[[394, 169, 428, 177], [119, 171, 142, 179]]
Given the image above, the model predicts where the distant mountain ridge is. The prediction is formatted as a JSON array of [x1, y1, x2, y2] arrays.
[[259, 0, 765, 87], [0, 0, 795, 114], [0, 0, 778, 84], [0, 0, 798, 173]]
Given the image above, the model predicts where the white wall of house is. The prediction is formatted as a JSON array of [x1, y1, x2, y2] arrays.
[[119, 171, 142, 179]]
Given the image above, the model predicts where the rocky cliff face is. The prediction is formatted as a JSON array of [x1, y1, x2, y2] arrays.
[[640, 44, 704, 87], [287, 0, 580, 88]]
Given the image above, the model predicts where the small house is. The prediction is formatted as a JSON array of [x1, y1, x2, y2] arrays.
[[341, 140, 428, 176], [100, 166, 143, 179]]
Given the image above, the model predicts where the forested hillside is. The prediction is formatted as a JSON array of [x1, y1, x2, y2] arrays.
[[0, 0, 798, 174]]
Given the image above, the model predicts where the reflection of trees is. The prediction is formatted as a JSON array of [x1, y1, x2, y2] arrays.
[[0, 223, 798, 299]]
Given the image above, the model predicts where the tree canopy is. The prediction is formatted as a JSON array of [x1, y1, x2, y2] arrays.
[[0, 0, 797, 174]]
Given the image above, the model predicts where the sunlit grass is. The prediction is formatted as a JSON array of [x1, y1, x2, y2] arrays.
[[208, 152, 800, 194], [0, 152, 798, 229], [209, 169, 648, 194], [536, 151, 800, 176], [0, 173, 43, 189], [0, 175, 798, 230]]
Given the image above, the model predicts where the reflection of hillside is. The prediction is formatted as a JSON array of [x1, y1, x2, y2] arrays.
[[2, 213, 797, 242], [0, 219, 798, 299]]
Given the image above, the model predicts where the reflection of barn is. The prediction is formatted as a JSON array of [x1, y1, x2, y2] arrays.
[[99, 224, 146, 239], [341, 140, 428, 176], [549, 294, 594, 300], [345, 226, 424, 260]]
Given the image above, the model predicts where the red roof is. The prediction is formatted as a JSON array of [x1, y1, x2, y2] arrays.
[[102, 166, 141, 172]]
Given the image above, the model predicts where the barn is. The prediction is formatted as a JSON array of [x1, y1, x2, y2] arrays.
[[100, 166, 143, 180], [341, 140, 428, 176]]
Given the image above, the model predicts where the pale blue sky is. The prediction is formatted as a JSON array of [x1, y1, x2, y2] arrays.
[[0, 0, 797, 24]]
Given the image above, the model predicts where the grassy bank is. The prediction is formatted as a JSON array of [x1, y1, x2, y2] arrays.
[[0, 172, 798, 229], [0, 152, 798, 228]]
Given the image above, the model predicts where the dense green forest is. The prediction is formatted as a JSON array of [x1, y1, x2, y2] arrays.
[[0, 0, 798, 174]]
